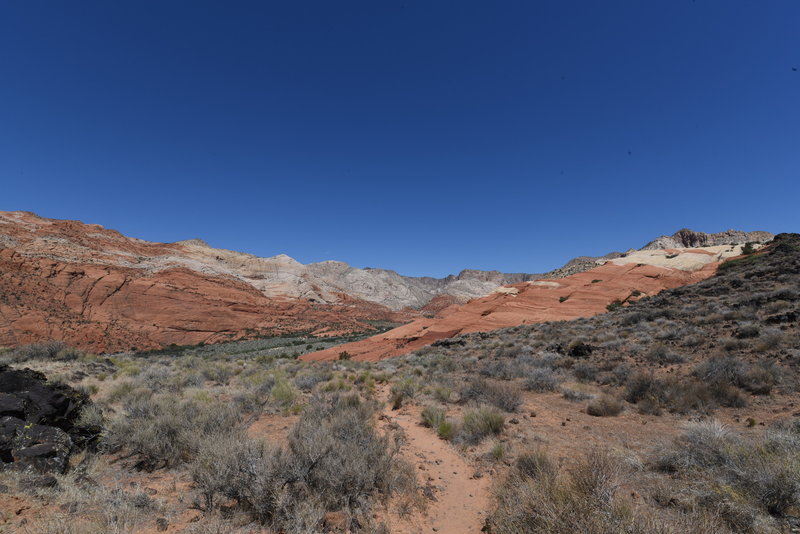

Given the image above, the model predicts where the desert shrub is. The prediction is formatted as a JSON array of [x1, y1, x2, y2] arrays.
[[646, 344, 685, 364], [693, 356, 779, 395], [271, 377, 298, 407], [437, 420, 457, 441], [653, 420, 800, 526], [421, 405, 446, 429], [624, 372, 745, 414], [390, 378, 418, 408], [191, 393, 415, 530], [755, 328, 784, 352], [106, 394, 243, 468], [55, 346, 84, 361], [586, 395, 624, 417], [515, 448, 557, 480], [76, 403, 105, 427], [572, 362, 598, 382], [460, 378, 522, 412], [490, 441, 506, 461], [489, 449, 667, 534], [479, 358, 530, 380], [9, 341, 67, 362], [459, 406, 504, 444], [562, 387, 593, 402], [523, 368, 560, 392], [294, 371, 333, 392]]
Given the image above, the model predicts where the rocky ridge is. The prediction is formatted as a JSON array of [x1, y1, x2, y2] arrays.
[[0, 211, 775, 353], [642, 228, 773, 250]]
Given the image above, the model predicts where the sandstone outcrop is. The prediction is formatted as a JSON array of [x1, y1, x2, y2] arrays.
[[302, 244, 759, 362], [0, 211, 410, 352], [0, 211, 774, 354]]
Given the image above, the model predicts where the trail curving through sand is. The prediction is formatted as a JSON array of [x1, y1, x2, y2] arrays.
[[379, 392, 491, 534]]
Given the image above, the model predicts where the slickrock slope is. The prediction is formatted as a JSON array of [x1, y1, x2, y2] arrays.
[[302, 245, 760, 361], [0, 212, 408, 352]]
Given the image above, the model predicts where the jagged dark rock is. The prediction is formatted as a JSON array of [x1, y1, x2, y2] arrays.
[[0, 365, 100, 473]]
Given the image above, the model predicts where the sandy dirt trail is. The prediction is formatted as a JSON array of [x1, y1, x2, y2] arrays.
[[379, 392, 491, 534]]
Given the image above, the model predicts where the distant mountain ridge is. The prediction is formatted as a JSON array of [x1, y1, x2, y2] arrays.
[[0, 211, 776, 351]]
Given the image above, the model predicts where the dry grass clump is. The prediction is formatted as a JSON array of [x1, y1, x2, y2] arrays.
[[420, 404, 446, 429], [586, 394, 624, 417], [651, 419, 800, 532], [11, 456, 159, 534], [459, 377, 522, 412], [190, 393, 416, 532], [488, 449, 670, 534], [458, 405, 504, 444]]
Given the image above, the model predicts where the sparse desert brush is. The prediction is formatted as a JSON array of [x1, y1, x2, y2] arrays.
[[436, 419, 457, 440], [270, 377, 298, 407], [515, 448, 557, 480], [390, 377, 419, 408], [489, 449, 668, 534], [572, 361, 598, 382], [645, 344, 685, 364], [459, 405, 504, 443], [490, 441, 506, 461], [421, 405, 446, 429], [652, 419, 800, 528], [459, 377, 522, 412], [561, 386, 593, 402], [586, 394, 624, 417], [294, 370, 333, 391], [105, 394, 243, 468], [523, 367, 560, 392], [693, 356, 779, 395], [191, 393, 415, 531]]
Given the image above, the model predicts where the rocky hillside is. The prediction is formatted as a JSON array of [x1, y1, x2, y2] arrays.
[[303, 242, 770, 361], [0, 212, 412, 352], [0, 211, 774, 353]]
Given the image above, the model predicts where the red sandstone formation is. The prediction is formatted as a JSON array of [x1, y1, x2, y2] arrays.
[[0, 212, 410, 352], [302, 259, 721, 362]]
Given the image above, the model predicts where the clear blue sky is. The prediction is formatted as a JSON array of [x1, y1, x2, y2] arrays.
[[1, 1, 797, 277]]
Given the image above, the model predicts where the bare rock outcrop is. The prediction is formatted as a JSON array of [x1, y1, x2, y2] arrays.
[[302, 244, 757, 362], [642, 228, 773, 250], [0, 365, 100, 472]]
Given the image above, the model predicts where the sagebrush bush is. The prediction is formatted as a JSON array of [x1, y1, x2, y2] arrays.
[[586, 395, 624, 417], [105, 394, 243, 468], [489, 449, 669, 534], [624, 371, 746, 414], [693, 356, 779, 395], [653, 419, 800, 526], [523, 368, 560, 392], [460, 377, 522, 412], [190, 393, 415, 531]]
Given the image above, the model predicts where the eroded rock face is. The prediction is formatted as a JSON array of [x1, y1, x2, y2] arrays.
[[642, 228, 773, 250], [0, 211, 775, 353], [0, 365, 99, 472], [0, 211, 412, 351], [302, 244, 760, 362]]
